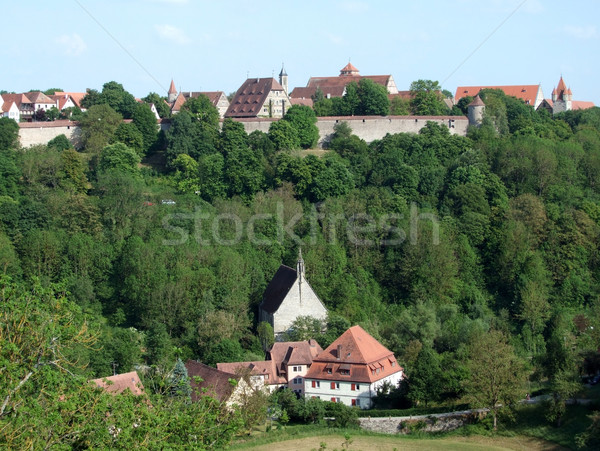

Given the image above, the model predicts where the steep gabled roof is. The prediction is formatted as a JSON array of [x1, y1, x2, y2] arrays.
[[317, 325, 392, 364], [340, 62, 360, 76], [455, 85, 542, 106], [259, 265, 297, 314], [91, 371, 145, 396], [305, 325, 402, 383], [185, 360, 239, 402], [225, 78, 285, 117]]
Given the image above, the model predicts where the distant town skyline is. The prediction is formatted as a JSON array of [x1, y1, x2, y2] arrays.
[[2, 0, 599, 105]]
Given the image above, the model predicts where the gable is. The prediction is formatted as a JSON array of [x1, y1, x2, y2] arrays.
[[259, 265, 297, 314]]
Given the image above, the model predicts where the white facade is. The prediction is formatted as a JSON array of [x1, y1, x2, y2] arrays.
[[304, 370, 403, 409], [271, 273, 327, 337]]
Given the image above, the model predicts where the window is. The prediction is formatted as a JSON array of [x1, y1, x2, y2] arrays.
[[351, 399, 356, 406], [356, 398, 361, 407], [330, 382, 340, 390], [293, 377, 302, 385], [331, 397, 337, 402], [311, 380, 320, 388], [330, 382, 335, 390], [327, 368, 332, 374], [351, 383, 356, 391], [293, 366, 301, 372], [356, 384, 360, 390]]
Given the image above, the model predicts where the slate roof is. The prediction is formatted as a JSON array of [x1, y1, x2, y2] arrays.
[[455, 85, 542, 106], [225, 77, 286, 117], [305, 325, 402, 384], [91, 371, 145, 396], [185, 360, 239, 402], [259, 264, 297, 314]]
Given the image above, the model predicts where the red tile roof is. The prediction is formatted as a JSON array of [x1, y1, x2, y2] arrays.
[[572, 100, 595, 110], [340, 62, 360, 76], [91, 371, 145, 396], [168, 79, 177, 95], [268, 340, 323, 368], [305, 325, 402, 384], [455, 85, 542, 107], [26, 91, 55, 104], [225, 78, 286, 118], [469, 95, 485, 107], [185, 360, 240, 402], [290, 98, 314, 107], [54, 92, 86, 109], [18, 120, 78, 128], [170, 91, 227, 112], [217, 359, 285, 385]]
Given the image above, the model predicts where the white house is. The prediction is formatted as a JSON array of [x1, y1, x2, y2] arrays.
[[266, 339, 323, 395], [304, 325, 403, 409], [258, 250, 328, 339]]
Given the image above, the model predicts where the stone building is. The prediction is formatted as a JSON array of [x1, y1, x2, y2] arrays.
[[258, 250, 327, 339], [225, 77, 291, 118]]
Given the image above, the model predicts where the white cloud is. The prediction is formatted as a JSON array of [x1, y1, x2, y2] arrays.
[[148, 0, 188, 4], [55, 33, 87, 56], [327, 33, 344, 45], [563, 25, 598, 40], [155, 24, 191, 44], [338, 1, 369, 13]]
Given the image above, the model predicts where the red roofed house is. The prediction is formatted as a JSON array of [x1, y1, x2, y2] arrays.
[[166, 79, 230, 118], [1, 96, 20, 121], [266, 339, 323, 395], [454, 84, 545, 109], [289, 63, 399, 104], [258, 250, 328, 339], [1, 92, 56, 122], [226, 76, 292, 119], [91, 371, 145, 396], [304, 325, 403, 409]]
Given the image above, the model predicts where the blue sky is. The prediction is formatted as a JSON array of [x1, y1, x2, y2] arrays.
[[2, 0, 599, 104]]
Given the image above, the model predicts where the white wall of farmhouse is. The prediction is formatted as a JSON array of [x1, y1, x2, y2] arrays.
[[304, 370, 403, 409]]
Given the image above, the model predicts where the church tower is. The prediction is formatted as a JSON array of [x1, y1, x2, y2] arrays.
[[279, 64, 288, 95], [552, 76, 572, 114], [168, 79, 178, 103]]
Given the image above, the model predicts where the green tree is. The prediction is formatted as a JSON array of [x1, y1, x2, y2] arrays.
[[409, 80, 449, 115], [0, 117, 19, 150], [257, 321, 275, 353], [132, 102, 158, 154], [282, 105, 319, 149], [142, 92, 171, 118], [463, 329, 527, 430], [47, 134, 73, 151], [79, 104, 123, 153], [98, 142, 141, 176], [268, 120, 300, 150], [111, 122, 144, 155], [169, 358, 192, 400], [357, 78, 390, 115], [407, 345, 443, 406]]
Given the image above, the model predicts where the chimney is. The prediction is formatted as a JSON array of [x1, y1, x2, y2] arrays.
[[337, 345, 342, 360]]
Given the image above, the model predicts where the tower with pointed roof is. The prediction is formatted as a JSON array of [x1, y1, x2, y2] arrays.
[[167, 79, 178, 104], [467, 95, 485, 126], [340, 62, 360, 77], [279, 64, 288, 95], [551, 76, 572, 114]]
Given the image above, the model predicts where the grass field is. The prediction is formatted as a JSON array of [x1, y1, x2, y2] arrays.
[[230, 431, 566, 451]]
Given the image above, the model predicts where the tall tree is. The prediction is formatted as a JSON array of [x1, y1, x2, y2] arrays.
[[79, 104, 123, 153], [132, 103, 158, 154], [409, 80, 449, 115], [463, 329, 527, 430], [0, 117, 19, 150], [282, 105, 319, 149]]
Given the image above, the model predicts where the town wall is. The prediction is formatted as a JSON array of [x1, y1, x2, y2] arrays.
[[18, 121, 82, 148], [18, 115, 469, 149]]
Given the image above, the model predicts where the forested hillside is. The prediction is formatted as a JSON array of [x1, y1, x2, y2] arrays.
[[1, 82, 600, 446]]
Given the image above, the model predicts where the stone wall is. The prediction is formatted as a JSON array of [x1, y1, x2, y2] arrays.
[[358, 409, 486, 435], [18, 114, 470, 150], [235, 115, 469, 146], [18, 120, 82, 148]]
